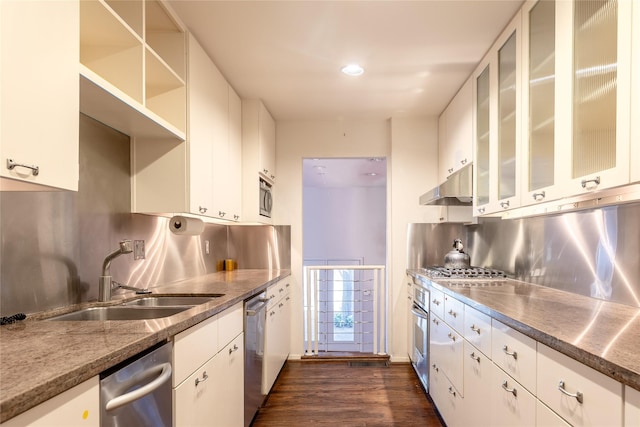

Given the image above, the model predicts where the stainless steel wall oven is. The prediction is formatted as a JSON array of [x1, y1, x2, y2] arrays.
[[410, 280, 429, 391]]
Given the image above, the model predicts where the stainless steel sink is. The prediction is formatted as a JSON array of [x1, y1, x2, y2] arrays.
[[47, 306, 191, 321], [121, 295, 223, 307]]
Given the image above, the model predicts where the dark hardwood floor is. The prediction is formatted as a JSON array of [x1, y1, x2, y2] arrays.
[[251, 361, 444, 426]]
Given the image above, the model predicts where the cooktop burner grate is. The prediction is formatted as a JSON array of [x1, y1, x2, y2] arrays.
[[421, 266, 507, 279]]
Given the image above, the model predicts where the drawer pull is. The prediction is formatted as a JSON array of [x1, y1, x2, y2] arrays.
[[501, 380, 517, 397], [448, 386, 456, 397], [470, 324, 481, 334], [447, 332, 456, 342], [6, 158, 39, 176], [469, 352, 480, 363], [229, 344, 239, 355], [502, 345, 518, 360], [500, 200, 510, 209], [195, 371, 209, 386], [477, 207, 486, 214], [432, 299, 440, 306], [432, 364, 439, 373], [581, 176, 600, 189], [199, 206, 208, 214], [432, 318, 440, 326], [532, 191, 546, 201], [448, 309, 457, 318], [558, 380, 583, 404]]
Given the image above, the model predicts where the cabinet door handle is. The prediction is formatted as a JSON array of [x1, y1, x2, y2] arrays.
[[502, 345, 518, 360], [195, 371, 209, 386], [6, 158, 39, 176], [501, 380, 517, 397], [199, 206, 208, 214], [448, 309, 457, 318], [469, 352, 480, 363], [432, 317, 440, 325], [448, 386, 456, 397], [447, 332, 456, 342], [219, 211, 226, 217], [432, 299, 440, 306], [229, 344, 239, 355], [270, 311, 276, 316], [470, 324, 481, 334], [432, 363, 439, 373], [558, 380, 583, 404], [500, 200, 510, 209], [234, 214, 240, 220], [448, 167, 454, 174], [477, 207, 486, 214], [581, 176, 600, 189], [532, 191, 546, 201], [461, 158, 468, 165]]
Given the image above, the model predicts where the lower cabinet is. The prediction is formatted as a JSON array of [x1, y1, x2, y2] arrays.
[[462, 341, 491, 427], [491, 363, 536, 427], [625, 386, 640, 427], [1, 377, 99, 426], [173, 302, 244, 427], [263, 281, 291, 394]]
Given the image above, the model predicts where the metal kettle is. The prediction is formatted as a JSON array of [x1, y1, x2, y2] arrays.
[[443, 239, 471, 269]]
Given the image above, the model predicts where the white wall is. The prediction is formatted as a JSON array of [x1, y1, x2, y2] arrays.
[[275, 117, 440, 360]]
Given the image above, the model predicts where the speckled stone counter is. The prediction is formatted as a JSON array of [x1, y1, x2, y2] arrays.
[[408, 269, 640, 392], [0, 269, 290, 423]]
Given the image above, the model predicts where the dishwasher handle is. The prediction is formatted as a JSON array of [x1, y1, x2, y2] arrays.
[[105, 362, 172, 412]]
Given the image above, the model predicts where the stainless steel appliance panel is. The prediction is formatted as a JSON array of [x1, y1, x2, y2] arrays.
[[244, 291, 268, 427], [410, 283, 429, 391], [100, 341, 173, 427]]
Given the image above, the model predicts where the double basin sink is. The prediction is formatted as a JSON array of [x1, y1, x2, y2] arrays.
[[47, 295, 223, 321]]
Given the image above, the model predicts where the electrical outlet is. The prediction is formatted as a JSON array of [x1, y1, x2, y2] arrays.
[[133, 240, 145, 260]]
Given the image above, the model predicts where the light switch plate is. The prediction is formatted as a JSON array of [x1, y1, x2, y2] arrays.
[[133, 240, 145, 260]]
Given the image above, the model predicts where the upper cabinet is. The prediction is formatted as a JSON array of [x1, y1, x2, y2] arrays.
[[0, 0, 79, 191], [438, 77, 473, 183], [473, 11, 522, 216], [79, 0, 186, 141], [242, 99, 276, 223], [630, 0, 639, 184], [132, 33, 242, 221]]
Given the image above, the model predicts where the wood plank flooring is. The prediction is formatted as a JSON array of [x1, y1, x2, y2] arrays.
[[251, 361, 444, 426]]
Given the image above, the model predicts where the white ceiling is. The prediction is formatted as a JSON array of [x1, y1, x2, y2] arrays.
[[303, 157, 387, 188], [168, 0, 524, 121]]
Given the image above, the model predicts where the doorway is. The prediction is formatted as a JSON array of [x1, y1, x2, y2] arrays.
[[302, 158, 387, 354]]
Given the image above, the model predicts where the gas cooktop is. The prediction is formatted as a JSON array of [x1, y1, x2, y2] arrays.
[[420, 266, 507, 279]]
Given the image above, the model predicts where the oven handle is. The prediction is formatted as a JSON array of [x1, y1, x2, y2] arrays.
[[105, 362, 172, 412], [410, 304, 429, 320]]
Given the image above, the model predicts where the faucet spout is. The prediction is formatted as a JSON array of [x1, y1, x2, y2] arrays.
[[99, 240, 133, 302]]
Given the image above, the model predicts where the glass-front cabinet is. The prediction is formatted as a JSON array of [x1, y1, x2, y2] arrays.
[[473, 11, 521, 216], [629, 0, 639, 184]]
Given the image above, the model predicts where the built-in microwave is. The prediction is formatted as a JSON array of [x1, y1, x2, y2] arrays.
[[259, 178, 273, 218]]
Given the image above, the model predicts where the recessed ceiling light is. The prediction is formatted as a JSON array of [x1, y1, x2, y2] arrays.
[[341, 64, 364, 76], [365, 172, 378, 176]]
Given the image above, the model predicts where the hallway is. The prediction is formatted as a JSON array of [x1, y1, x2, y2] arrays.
[[251, 361, 444, 426]]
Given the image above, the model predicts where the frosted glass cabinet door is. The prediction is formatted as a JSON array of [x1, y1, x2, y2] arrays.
[[567, 0, 631, 193], [475, 64, 492, 214], [631, 0, 640, 184], [522, 0, 558, 205]]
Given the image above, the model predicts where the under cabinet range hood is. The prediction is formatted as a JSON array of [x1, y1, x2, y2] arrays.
[[419, 163, 473, 206]]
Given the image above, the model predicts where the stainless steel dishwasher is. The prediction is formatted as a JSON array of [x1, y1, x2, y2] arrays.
[[244, 291, 268, 427], [100, 341, 173, 427]]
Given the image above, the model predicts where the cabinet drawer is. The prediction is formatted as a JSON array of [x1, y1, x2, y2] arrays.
[[463, 341, 491, 427], [441, 321, 464, 394], [430, 287, 445, 319], [174, 315, 218, 387], [464, 304, 492, 357], [537, 343, 622, 427], [174, 354, 217, 426], [443, 294, 464, 333], [537, 400, 571, 427], [266, 281, 289, 308], [218, 302, 243, 348], [625, 386, 640, 427], [491, 363, 536, 427], [492, 319, 537, 394], [430, 360, 463, 427]]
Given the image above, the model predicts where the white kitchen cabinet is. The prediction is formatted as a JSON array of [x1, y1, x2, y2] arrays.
[[491, 363, 536, 427], [174, 302, 244, 426], [242, 99, 276, 223], [430, 360, 463, 427], [263, 280, 291, 394], [464, 304, 492, 358], [443, 293, 465, 333], [132, 33, 242, 221], [537, 400, 571, 427], [492, 319, 537, 394], [462, 341, 491, 427], [406, 277, 414, 360], [430, 287, 445, 319], [2, 376, 99, 427], [473, 11, 522, 216], [537, 343, 623, 427], [0, 0, 79, 191], [430, 312, 463, 396], [438, 77, 473, 183], [79, 0, 186, 141], [631, 0, 640, 184], [625, 386, 640, 427]]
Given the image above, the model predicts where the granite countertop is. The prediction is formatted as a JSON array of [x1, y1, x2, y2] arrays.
[[0, 268, 290, 423], [408, 269, 640, 392]]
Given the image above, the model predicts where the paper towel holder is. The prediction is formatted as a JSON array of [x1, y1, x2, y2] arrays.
[[169, 215, 205, 236]]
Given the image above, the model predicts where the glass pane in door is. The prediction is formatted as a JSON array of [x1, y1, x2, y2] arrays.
[[476, 66, 490, 206], [528, 0, 555, 191], [572, 0, 617, 178], [498, 32, 517, 200]]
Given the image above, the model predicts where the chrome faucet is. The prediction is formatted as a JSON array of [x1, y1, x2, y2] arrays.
[[99, 240, 149, 302]]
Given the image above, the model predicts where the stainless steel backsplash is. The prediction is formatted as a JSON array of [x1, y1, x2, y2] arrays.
[[0, 115, 290, 316], [408, 202, 640, 308]]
